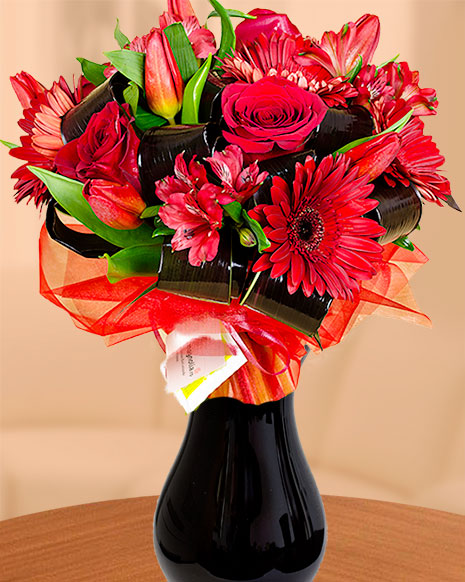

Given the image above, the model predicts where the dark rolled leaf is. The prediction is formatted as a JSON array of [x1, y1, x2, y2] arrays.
[[445, 194, 461, 212], [138, 122, 221, 205], [61, 72, 128, 143], [198, 73, 228, 123], [306, 105, 374, 158], [46, 202, 119, 258], [157, 233, 232, 303], [366, 178, 422, 244], [243, 272, 333, 337]]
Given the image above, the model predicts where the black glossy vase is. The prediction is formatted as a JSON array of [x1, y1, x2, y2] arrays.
[[154, 393, 326, 581]]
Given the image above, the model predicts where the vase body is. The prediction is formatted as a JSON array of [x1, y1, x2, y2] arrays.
[[154, 393, 326, 581]]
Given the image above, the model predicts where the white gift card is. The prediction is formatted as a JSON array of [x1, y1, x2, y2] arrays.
[[161, 320, 247, 413]]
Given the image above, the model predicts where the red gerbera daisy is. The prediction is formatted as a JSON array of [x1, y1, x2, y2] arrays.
[[249, 155, 385, 300], [10, 72, 91, 207], [221, 32, 357, 108]]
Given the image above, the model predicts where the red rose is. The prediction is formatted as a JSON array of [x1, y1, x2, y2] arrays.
[[55, 101, 140, 190], [222, 77, 328, 154], [235, 8, 301, 49]]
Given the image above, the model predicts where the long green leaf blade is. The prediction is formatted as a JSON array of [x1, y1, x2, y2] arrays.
[[163, 23, 199, 82], [335, 111, 413, 155], [0, 140, 19, 149], [114, 18, 130, 49], [208, 8, 256, 19], [181, 53, 213, 124], [76, 58, 107, 86], [209, 0, 236, 63], [27, 167, 154, 247], [103, 50, 145, 88]]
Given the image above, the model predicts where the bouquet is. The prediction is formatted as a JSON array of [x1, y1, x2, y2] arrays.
[[3, 0, 458, 413]]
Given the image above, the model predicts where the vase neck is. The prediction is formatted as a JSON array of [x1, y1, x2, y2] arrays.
[[186, 393, 297, 447]]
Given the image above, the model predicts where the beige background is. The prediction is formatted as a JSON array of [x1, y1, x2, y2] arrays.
[[0, 0, 464, 520]]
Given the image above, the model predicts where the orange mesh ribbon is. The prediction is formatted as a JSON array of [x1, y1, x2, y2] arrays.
[[39, 225, 430, 404]]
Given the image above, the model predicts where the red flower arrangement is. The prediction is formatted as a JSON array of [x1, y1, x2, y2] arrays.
[[2, 0, 458, 408], [3, 5, 459, 579]]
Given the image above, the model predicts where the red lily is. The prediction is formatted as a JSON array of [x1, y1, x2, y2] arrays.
[[83, 180, 146, 230], [297, 14, 380, 77], [344, 133, 401, 181], [381, 61, 438, 116], [384, 117, 452, 206]]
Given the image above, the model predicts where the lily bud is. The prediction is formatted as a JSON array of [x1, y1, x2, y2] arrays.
[[238, 227, 257, 248], [83, 179, 146, 230], [345, 133, 401, 181], [145, 28, 184, 124]]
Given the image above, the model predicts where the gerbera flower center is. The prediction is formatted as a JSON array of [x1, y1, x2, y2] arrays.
[[288, 206, 325, 255]]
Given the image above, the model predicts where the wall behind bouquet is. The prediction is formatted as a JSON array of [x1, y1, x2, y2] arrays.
[[0, 0, 464, 520]]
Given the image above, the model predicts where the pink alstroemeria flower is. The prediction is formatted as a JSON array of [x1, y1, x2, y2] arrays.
[[206, 145, 268, 204], [157, 154, 234, 266], [297, 14, 380, 78]]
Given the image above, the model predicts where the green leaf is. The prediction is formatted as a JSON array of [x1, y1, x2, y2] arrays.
[[209, 0, 236, 64], [223, 201, 242, 223], [103, 50, 145, 88], [140, 205, 162, 219], [0, 139, 19, 149], [123, 81, 139, 117], [346, 55, 362, 83], [104, 243, 162, 283], [114, 18, 130, 49], [181, 53, 213, 124], [76, 58, 107, 86], [208, 8, 256, 19], [335, 110, 413, 155], [392, 235, 415, 251], [127, 280, 159, 307], [27, 167, 154, 247], [153, 225, 175, 237], [242, 210, 270, 252], [163, 23, 199, 82], [134, 106, 167, 130], [377, 54, 399, 70]]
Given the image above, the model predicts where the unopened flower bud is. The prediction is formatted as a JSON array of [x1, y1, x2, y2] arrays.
[[145, 29, 184, 124], [238, 227, 257, 247]]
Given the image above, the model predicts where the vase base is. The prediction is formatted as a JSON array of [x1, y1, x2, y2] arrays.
[[156, 557, 322, 582]]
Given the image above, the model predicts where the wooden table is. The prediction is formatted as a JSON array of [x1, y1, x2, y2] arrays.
[[1, 496, 463, 581]]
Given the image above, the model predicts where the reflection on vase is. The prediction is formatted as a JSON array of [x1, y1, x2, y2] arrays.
[[154, 392, 326, 582]]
